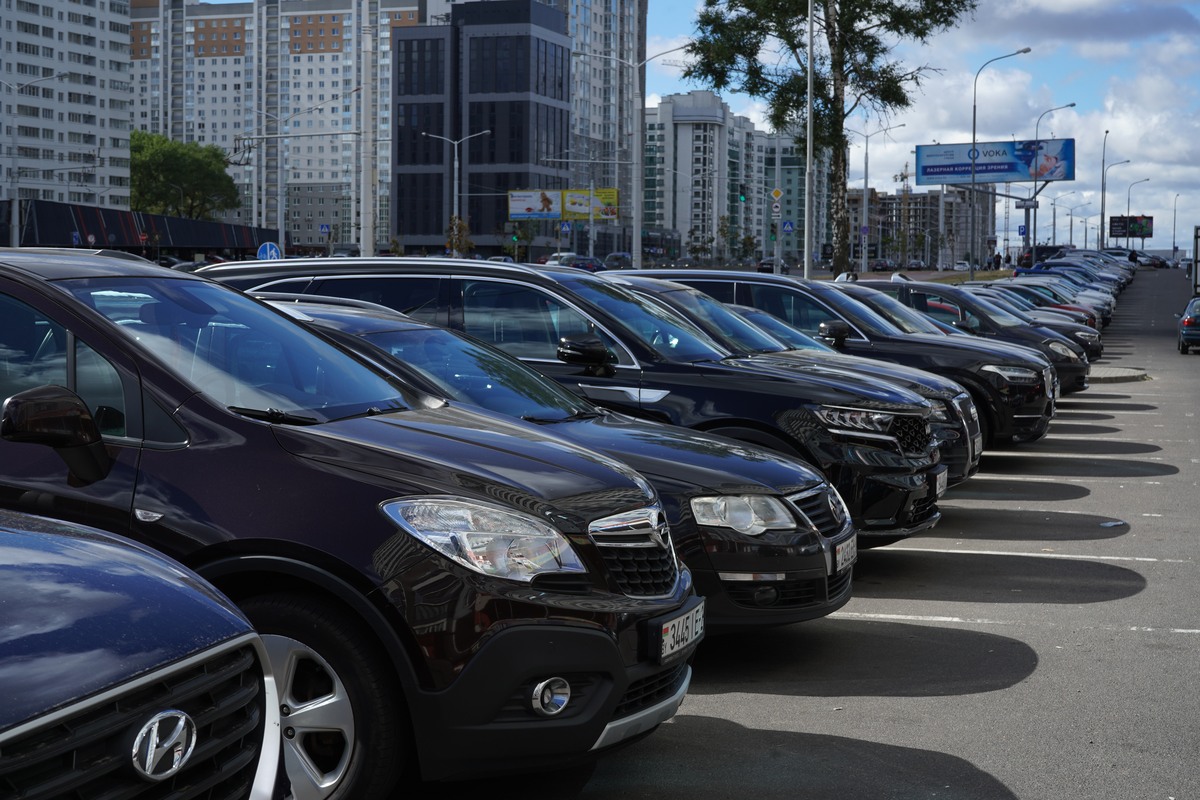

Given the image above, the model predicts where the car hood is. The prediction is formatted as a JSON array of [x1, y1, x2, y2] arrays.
[[740, 350, 967, 400], [0, 511, 250, 733], [697, 356, 931, 411], [545, 412, 827, 497], [894, 332, 1053, 368], [270, 404, 656, 525]]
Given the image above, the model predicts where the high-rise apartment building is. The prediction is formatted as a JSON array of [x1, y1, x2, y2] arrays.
[[2, 0, 134, 245]]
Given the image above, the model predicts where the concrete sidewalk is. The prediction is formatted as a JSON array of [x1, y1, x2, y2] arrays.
[[1089, 364, 1148, 383]]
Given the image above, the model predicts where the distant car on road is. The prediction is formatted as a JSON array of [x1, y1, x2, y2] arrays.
[[1177, 295, 1200, 354], [953, 260, 972, 272]]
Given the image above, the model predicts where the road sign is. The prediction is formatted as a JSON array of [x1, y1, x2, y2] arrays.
[[771, 188, 783, 200], [139, 232, 149, 243], [258, 242, 282, 260], [71, 231, 81, 245], [560, 221, 572, 233], [1015, 199, 1038, 209], [320, 224, 331, 235], [87, 234, 96, 245], [1019, 225, 1027, 236], [782, 221, 795, 234]]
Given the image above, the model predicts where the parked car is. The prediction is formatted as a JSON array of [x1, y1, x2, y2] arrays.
[[628, 269, 1058, 448], [958, 286, 1103, 361], [603, 274, 982, 486], [1176, 257, 1193, 273], [1177, 295, 1200, 354], [952, 260, 972, 272], [261, 294, 858, 631], [0, 508, 279, 799], [199, 257, 948, 546], [570, 255, 607, 272], [0, 249, 703, 799], [603, 251, 633, 269]]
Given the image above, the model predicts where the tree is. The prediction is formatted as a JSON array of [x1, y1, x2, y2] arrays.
[[686, 0, 977, 275], [445, 215, 474, 257], [130, 130, 240, 219]]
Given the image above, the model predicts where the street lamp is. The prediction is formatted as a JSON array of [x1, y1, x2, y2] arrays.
[[847, 123, 905, 274], [1101, 159, 1129, 249], [3, 71, 68, 247], [1100, 129, 1110, 248], [1173, 192, 1181, 260], [1048, 191, 1074, 246], [1126, 178, 1149, 248], [421, 129, 491, 257], [1066, 202, 1091, 246], [574, 45, 686, 270], [1029, 101, 1075, 258], [971, 47, 1031, 279]]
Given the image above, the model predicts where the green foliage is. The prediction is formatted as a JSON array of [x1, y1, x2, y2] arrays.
[[685, 0, 978, 274], [446, 215, 474, 257], [131, 130, 240, 219]]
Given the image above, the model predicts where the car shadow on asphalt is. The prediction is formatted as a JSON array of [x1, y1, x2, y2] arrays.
[[978, 453, 1177, 479], [583, 715, 1019, 800], [923, 507, 1129, 542]]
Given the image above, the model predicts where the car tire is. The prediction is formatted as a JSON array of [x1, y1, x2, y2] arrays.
[[1180, 338, 1190, 355], [241, 592, 409, 800]]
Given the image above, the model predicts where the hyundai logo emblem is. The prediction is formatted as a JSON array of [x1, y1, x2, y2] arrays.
[[131, 710, 198, 781]]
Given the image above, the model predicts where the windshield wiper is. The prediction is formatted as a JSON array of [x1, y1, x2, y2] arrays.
[[522, 410, 603, 424], [228, 406, 320, 425]]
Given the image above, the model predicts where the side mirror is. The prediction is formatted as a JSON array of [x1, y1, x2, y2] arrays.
[[2, 385, 112, 484], [817, 320, 851, 350], [557, 335, 614, 376]]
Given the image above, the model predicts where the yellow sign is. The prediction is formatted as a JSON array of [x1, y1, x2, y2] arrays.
[[563, 188, 620, 221], [771, 188, 783, 200]]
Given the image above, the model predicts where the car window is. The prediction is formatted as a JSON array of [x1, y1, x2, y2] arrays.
[[310, 276, 442, 324], [908, 290, 979, 331], [0, 293, 128, 436], [745, 284, 842, 337], [461, 279, 620, 361]]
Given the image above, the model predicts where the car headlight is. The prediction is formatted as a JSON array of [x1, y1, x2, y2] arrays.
[[926, 398, 951, 422], [1072, 330, 1100, 343], [381, 497, 586, 582], [691, 495, 796, 535], [1045, 340, 1080, 361], [812, 405, 896, 434], [981, 364, 1040, 384]]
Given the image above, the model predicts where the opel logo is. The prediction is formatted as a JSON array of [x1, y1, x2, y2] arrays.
[[131, 710, 198, 781]]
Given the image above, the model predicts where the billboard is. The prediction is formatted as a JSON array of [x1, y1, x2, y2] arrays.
[[508, 190, 562, 220], [1109, 215, 1154, 239], [563, 188, 619, 221], [915, 139, 1076, 186]]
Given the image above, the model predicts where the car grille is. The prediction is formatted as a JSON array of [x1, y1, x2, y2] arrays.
[[613, 662, 690, 718], [891, 415, 933, 455], [0, 638, 268, 800], [724, 567, 853, 609], [788, 484, 850, 538], [589, 505, 679, 599]]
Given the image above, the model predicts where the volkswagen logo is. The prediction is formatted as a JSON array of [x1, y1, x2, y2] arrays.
[[131, 710, 198, 781]]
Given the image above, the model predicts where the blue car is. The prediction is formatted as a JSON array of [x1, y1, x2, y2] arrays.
[[1178, 295, 1200, 354], [0, 509, 279, 799]]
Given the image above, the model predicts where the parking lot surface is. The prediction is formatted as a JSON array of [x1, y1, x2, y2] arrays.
[[563, 267, 1198, 799]]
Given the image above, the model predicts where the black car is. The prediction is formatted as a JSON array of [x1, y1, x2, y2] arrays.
[[603, 274, 982, 486], [962, 285, 1103, 361], [624, 269, 1058, 448], [0, 249, 702, 799], [264, 294, 858, 631], [200, 257, 948, 545], [853, 279, 1091, 394], [0, 508, 279, 800]]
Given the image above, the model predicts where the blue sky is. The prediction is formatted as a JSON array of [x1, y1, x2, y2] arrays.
[[645, 0, 1200, 254]]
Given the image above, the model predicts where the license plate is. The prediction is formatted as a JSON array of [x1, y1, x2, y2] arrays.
[[660, 599, 705, 662], [935, 468, 948, 497], [972, 434, 983, 459], [835, 534, 857, 573]]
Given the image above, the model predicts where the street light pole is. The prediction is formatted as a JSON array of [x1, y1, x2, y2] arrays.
[[971, 47, 1031, 279], [847, 123, 905, 274], [4, 72, 67, 248], [421, 129, 491, 257], [1029, 101, 1075, 260], [1126, 177, 1149, 249], [1048, 191, 1074, 246], [1100, 129, 1109, 248], [1101, 159, 1129, 250], [1066, 202, 1090, 246], [1173, 193, 1181, 260]]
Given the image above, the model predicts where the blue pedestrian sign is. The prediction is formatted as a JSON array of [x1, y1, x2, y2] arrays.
[[320, 224, 331, 236], [782, 220, 795, 234], [560, 222, 572, 234], [258, 242, 282, 260]]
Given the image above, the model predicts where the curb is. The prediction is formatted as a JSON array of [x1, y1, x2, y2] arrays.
[[1090, 367, 1150, 383]]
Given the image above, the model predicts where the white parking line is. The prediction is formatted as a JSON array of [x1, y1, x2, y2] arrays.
[[881, 546, 1191, 564], [831, 610, 1200, 635]]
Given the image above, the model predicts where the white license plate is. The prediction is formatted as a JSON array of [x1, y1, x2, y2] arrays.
[[660, 600, 705, 662], [935, 468, 948, 497], [972, 434, 983, 459], [835, 534, 857, 573]]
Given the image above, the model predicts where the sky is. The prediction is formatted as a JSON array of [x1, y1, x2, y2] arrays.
[[644, 0, 1200, 255]]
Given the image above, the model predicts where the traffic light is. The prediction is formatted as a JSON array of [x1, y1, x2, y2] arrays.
[[511, 231, 519, 242], [739, 184, 747, 203], [770, 221, 777, 241]]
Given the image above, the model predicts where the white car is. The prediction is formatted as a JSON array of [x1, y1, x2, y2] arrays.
[[953, 260, 971, 271]]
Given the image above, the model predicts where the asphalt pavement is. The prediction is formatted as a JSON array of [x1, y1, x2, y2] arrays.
[[411, 267, 1200, 800]]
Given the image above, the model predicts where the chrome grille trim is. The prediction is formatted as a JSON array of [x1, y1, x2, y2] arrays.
[[588, 504, 680, 599]]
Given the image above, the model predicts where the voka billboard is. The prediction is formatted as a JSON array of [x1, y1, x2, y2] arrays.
[[915, 139, 1076, 186]]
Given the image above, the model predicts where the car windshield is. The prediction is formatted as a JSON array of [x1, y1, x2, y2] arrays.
[[59, 277, 411, 422], [636, 284, 789, 355], [806, 284, 908, 336], [731, 307, 834, 351], [356, 325, 592, 421], [840, 287, 946, 335], [957, 291, 1030, 329], [553, 274, 731, 361]]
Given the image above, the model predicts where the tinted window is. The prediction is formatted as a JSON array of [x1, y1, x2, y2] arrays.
[[461, 279, 619, 361], [311, 276, 442, 323], [746, 285, 843, 337]]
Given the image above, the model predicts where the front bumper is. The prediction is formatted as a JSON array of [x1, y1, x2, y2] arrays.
[[408, 595, 704, 783]]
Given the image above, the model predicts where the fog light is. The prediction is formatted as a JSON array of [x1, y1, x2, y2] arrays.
[[753, 586, 780, 606], [531, 677, 571, 717]]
